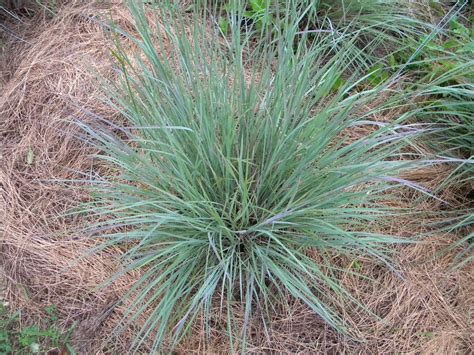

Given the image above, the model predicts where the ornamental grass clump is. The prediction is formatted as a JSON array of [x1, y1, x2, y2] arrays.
[[78, 2, 425, 351]]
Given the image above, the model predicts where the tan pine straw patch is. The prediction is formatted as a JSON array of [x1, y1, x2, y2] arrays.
[[0, 1, 472, 353]]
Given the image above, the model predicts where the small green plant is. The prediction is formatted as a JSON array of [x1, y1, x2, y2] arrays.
[[0, 305, 15, 354], [0, 304, 74, 354], [243, 0, 274, 31]]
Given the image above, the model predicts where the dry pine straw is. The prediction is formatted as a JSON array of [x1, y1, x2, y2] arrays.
[[0, 2, 472, 353]]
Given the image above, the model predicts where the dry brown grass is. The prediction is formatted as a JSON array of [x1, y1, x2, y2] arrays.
[[0, 1, 140, 353], [0, 1, 472, 354]]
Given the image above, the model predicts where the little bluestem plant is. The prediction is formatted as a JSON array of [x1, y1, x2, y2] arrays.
[[76, 1, 428, 351]]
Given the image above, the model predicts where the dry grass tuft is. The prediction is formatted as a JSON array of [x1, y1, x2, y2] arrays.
[[0, 1, 472, 353]]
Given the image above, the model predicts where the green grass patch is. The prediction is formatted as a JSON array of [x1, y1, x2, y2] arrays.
[[0, 304, 75, 354]]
